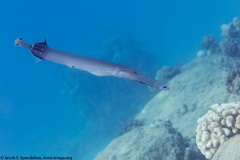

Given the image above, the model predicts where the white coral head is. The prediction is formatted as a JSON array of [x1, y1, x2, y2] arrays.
[[196, 102, 240, 159]]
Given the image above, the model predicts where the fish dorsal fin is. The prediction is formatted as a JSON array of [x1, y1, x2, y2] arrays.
[[43, 38, 47, 45], [35, 39, 47, 46]]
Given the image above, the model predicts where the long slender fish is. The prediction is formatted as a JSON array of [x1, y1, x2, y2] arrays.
[[15, 38, 169, 90]]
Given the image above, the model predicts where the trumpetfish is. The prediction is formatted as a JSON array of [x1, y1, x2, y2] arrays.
[[15, 38, 169, 90]]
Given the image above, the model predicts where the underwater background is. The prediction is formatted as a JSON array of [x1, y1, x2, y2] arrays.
[[1, 0, 240, 159]]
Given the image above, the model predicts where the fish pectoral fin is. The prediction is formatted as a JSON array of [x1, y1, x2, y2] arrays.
[[34, 58, 42, 64]]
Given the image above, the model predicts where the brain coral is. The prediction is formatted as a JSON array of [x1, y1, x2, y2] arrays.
[[196, 102, 240, 159]]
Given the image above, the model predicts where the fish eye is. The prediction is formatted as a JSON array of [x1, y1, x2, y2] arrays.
[[163, 85, 169, 89]]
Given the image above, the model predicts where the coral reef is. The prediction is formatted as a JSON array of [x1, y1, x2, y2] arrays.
[[196, 102, 240, 159], [220, 17, 240, 57], [200, 17, 240, 57], [95, 53, 240, 160], [221, 17, 240, 38], [201, 35, 220, 54], [133, 54, 240, 160], [95, 18, 240, 160], [226, 68, 240, 95], [220, 40, 240, 57], [135, 54, 240, 138]]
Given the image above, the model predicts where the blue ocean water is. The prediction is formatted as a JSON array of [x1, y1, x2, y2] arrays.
[[0, 0, 240, 159]]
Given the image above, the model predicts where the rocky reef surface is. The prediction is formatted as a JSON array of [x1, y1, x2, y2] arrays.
[[136, 54, 240, 137], [95, 53, 240, 160], [212, 134, 240, 160], [95, 120, 186, 160], [95, 18, 240, 159]]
